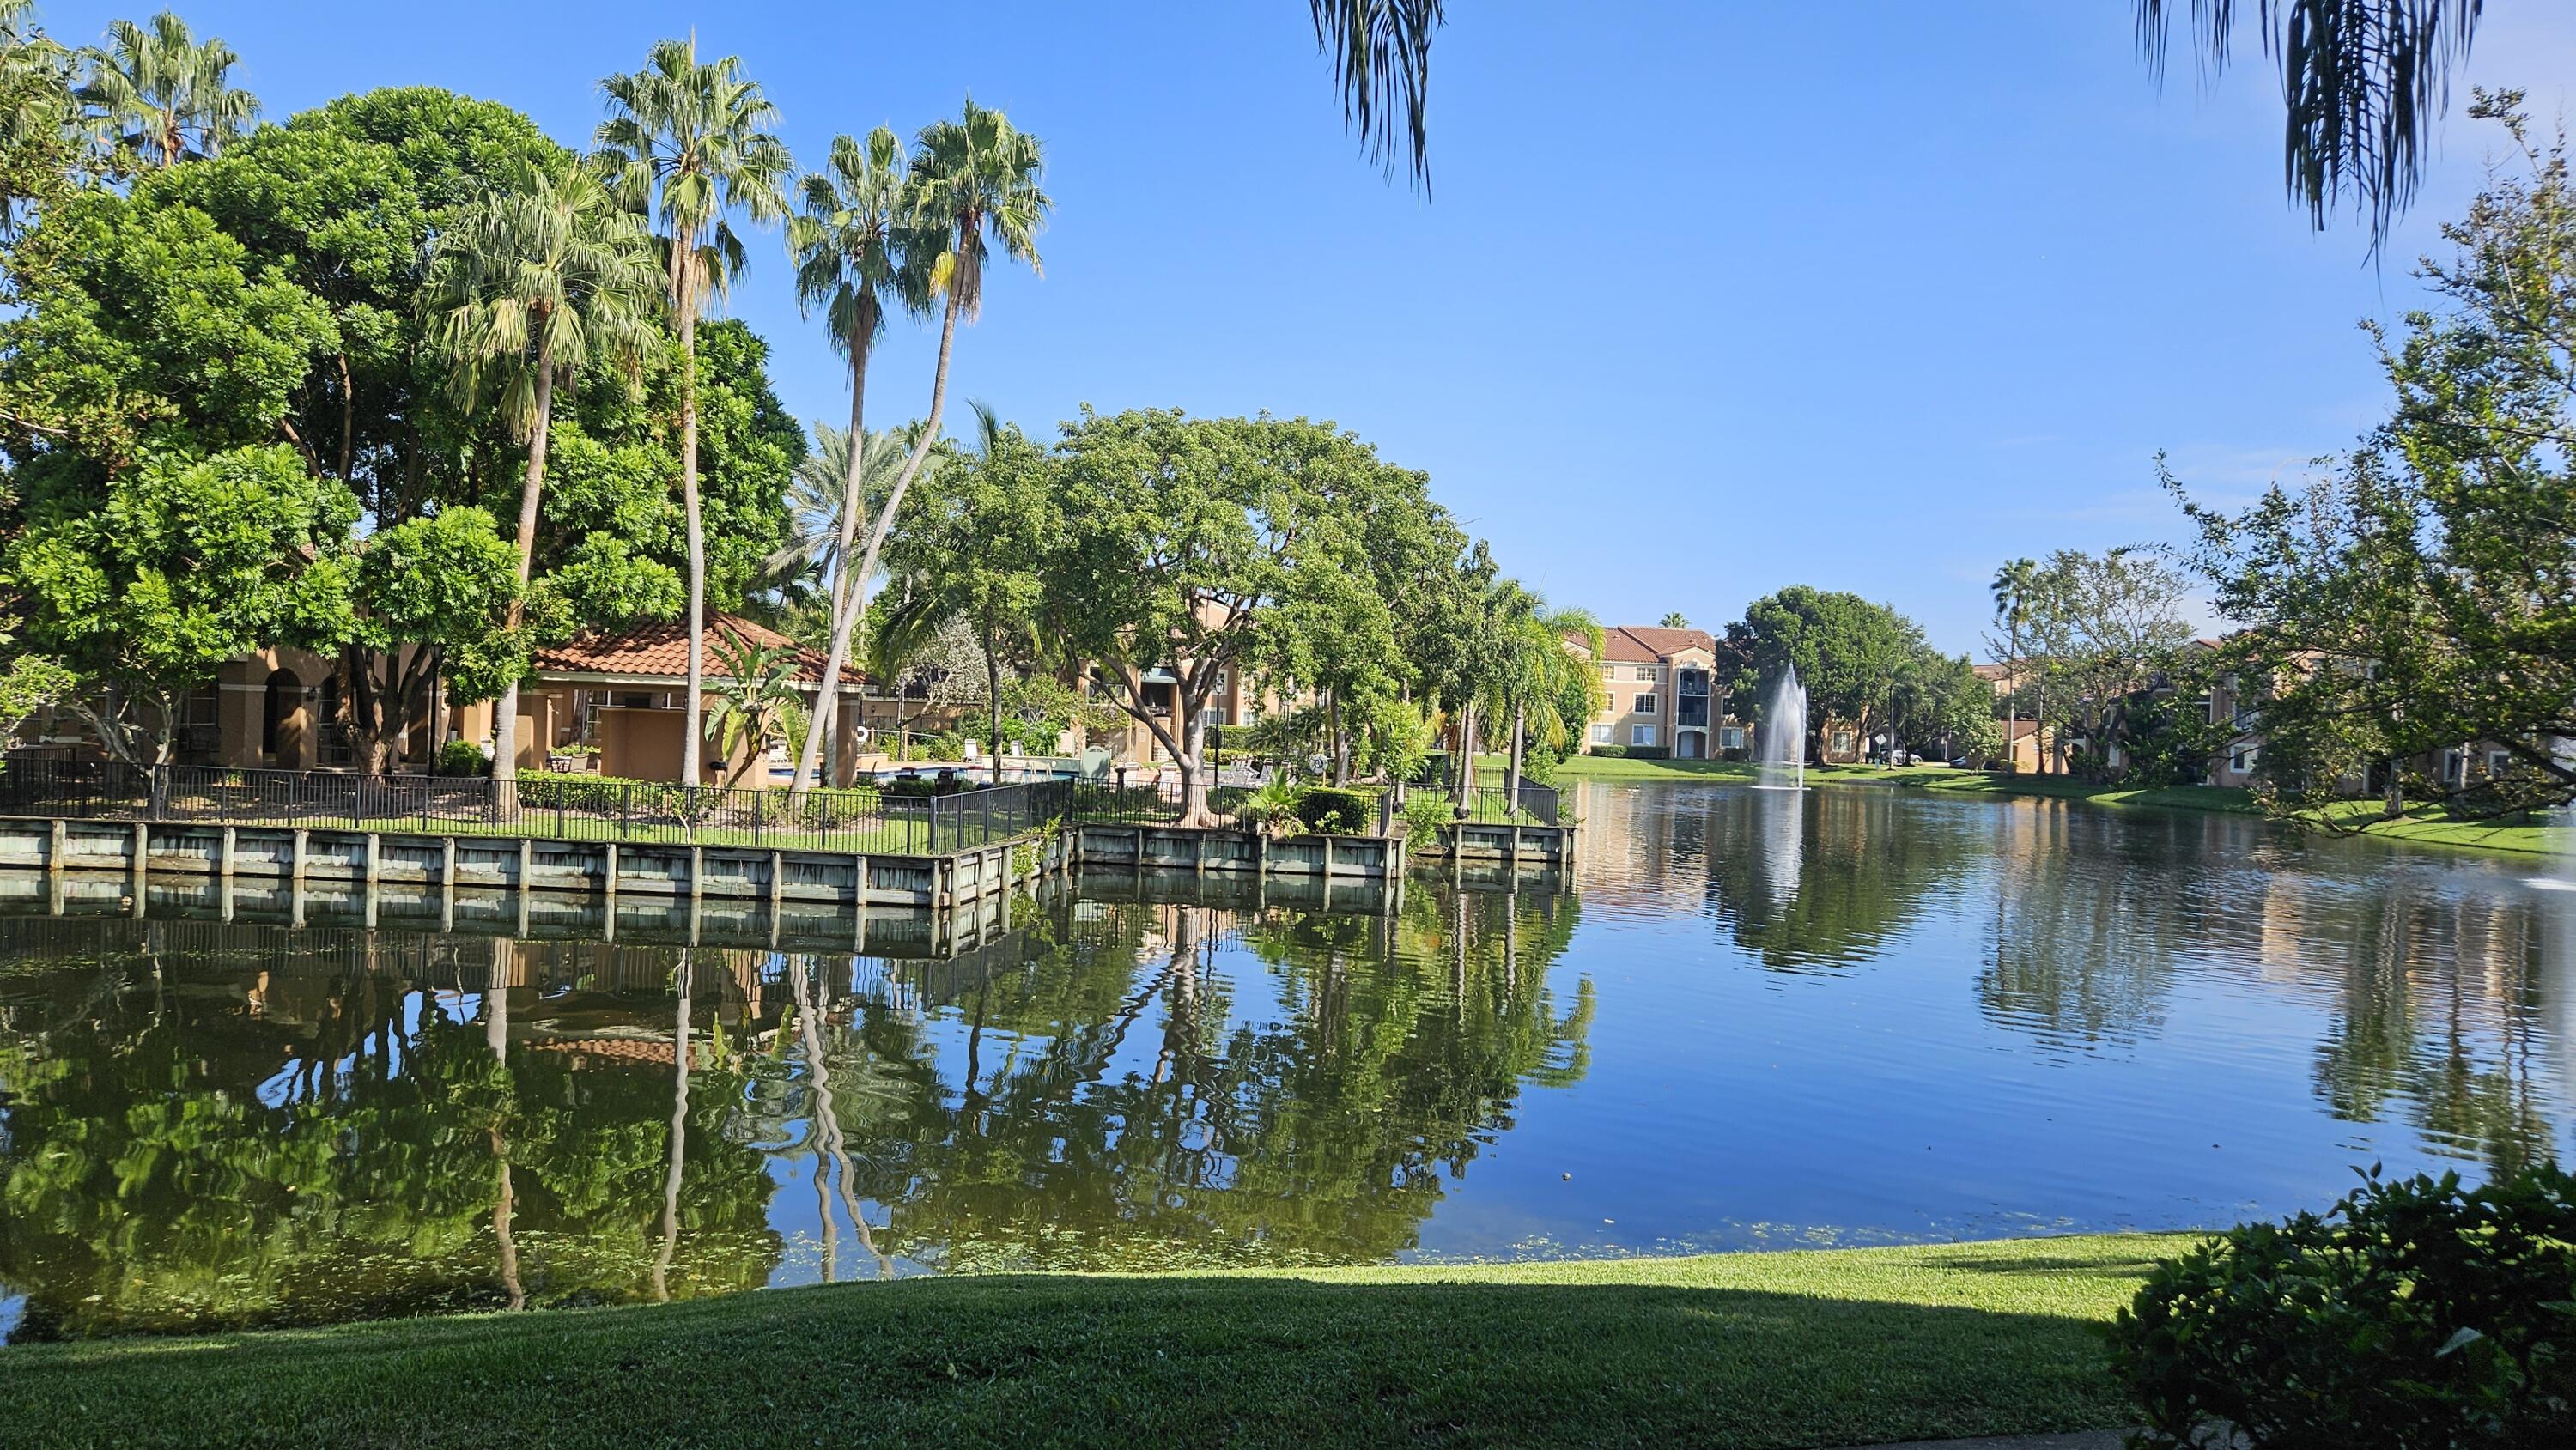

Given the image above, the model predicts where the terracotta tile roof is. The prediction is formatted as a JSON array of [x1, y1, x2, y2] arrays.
[[1575, 624, 1721, 664], [533, 612, 861, 685]]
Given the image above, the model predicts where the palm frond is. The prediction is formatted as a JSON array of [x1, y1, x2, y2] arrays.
[[1309, 0, 1443, 194], [2136, 1, 2482, 246]]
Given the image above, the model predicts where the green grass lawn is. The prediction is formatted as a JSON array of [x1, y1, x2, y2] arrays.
[[0, 1234, 2174, 1450], [1553, 755, 2567, 860]]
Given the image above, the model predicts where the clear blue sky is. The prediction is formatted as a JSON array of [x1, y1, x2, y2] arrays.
[[46, 1, 2576, 654]]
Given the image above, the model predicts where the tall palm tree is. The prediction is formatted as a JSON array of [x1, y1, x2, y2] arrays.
[[75, 9, 256, 169], [1991, 557, 2040, 774], [856, 100, 1049, 675], [784, 126, 927, 794], [423, 156, 660, 783], [596, 37, 793, 787]]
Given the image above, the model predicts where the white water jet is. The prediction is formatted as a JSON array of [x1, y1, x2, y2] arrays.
[[1755, 664, 1808, 792]]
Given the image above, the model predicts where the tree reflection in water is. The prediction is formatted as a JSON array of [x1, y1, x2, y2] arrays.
[[0, 883, 1593, 1338]]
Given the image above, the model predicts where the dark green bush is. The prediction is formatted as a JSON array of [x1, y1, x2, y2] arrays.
[[1296, 786, 1376, 835], [2110, 1164, 2576, 1449], [1585, 745, 1670, 761], [434, 741, 489, 777]]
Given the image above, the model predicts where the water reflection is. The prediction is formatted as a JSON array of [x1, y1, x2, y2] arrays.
[[3, 781, 2572, 1342], [0, 877, 1589, 1339]]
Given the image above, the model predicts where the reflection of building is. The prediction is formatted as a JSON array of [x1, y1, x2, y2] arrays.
[[1565, 625, 1738, 760]]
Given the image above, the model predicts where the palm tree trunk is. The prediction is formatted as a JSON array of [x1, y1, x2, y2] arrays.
[[1505, 701, 1526, 814], [983, 632, 1003, 783], [825, 283, 963, 783], [492, 351, 553, 786], [653, 949, 693, 1304], [1452, 703, 1477, 814], [677, 245, 708, 788], [793, 347, 872, 798]]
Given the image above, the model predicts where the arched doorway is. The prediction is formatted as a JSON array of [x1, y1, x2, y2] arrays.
[[262, 668, 307, 767]]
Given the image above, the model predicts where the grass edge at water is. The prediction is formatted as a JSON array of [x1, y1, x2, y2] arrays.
[[0, 1232, 2184, 1449]]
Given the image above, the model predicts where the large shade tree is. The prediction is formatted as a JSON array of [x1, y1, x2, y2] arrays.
[[597, 37, 793, 786], [423, 155, 659, 781]]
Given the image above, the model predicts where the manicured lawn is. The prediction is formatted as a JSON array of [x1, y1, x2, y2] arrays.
[[0, 1234, 2173, 1449], [1554, 755, 2567, 861]]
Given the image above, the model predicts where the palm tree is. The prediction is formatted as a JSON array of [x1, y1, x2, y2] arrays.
[[784, 126, 927, 794], [75, 9, 256, 168], [1309, 1, 1441, 191], [423, 157, 660, 784], [767, 421, 929, 595], [854, 99, 1049, 680], [1501, 603, 1605, 811], [704, 628, 809, 780], [596, 37, 793, 787], [1991, 557, 2040, 774]]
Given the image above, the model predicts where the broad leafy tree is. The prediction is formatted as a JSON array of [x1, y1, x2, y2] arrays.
[[3, 443, 359, 764], [1047, 409, 1388, 823], [2173, 94, 2576, 822], [1730, 586, 1923, 761], [597, 37, 793, 786]]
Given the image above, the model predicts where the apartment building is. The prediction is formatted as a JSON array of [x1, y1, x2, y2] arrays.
[[1567, 625, 1735, 760]]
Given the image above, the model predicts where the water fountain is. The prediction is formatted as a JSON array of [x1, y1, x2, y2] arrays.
[[1754, 664, 1807, 792]]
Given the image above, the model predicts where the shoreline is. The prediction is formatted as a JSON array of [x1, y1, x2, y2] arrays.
[[1551, 756, 2567, 862]]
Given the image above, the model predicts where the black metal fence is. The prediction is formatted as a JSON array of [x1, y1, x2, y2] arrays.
[[0, 760, 1066, 856], [1062, 773, 1269, 833]]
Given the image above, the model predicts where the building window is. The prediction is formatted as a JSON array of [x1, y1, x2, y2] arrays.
[[1720, 726, 1746, 749], [1632, 694, 1657, 717], [2231, 746, 2260, 774], [1631, 725, 1656, 747], [1589, 723, 1612, 745], [1600, 664, 1615, 679], [1633, 664, 1656, 682], [2487, 749, 2513, 777]]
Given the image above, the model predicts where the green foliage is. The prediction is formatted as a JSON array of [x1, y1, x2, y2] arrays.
[[1586, 744, 1669, 761], [351, 506, 526, 702], [1400, 788, 1453, 840], [433, 740, 489, 776], [1295, 786, 1376, 835], [1245, 774, 1306, 828], [0, 188, 337, 465], [1732, 586, 1922, 750], [2110, 1164, 2576, 1449], [2172, 96, 2576, 822], [3, 444, 359, 761]]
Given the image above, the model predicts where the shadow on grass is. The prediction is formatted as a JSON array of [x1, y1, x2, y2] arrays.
[[0, 1265, 2150, 1450]]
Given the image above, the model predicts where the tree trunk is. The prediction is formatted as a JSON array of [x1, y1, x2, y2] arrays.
[[677, 243, 707, 788], [492, 350, 553, 785], [2384, 761, 2405, 817], [984, 633, 1004, 784], [791, 344, 872, 799], [804, 282, 963, 791], [652, 949, 693, 1305], [1176, 703, 1210, 826], [1452, 703, 1477, 814], [1505, 701, 1526, 814]]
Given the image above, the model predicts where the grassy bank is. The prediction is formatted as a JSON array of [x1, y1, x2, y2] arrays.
[[0, 1234, 2174, 1449], [1553, 755, 2566, 860]]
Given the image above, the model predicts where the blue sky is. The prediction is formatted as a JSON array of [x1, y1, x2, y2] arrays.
[[46, 1, 2576, 653]]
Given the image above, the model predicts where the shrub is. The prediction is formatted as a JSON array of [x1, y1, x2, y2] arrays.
[[1296, 786, 1376, 835], [434, 741, 489, 777], [1242, 777, 1303, 828], [2109, 1164, 2576, 1449], [1400, 790, 1452, 840], [1585, 744, 1669, 761]]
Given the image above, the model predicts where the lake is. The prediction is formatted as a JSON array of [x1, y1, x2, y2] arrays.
[[2, 779, 2569, 1342]]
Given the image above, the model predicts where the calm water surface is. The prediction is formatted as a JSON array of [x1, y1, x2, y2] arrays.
[[2, 780, 2569, 1341]]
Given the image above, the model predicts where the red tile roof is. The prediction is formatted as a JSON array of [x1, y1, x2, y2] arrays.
[[533, 612, 862, 685], [1577, 624, 1720, 664]]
